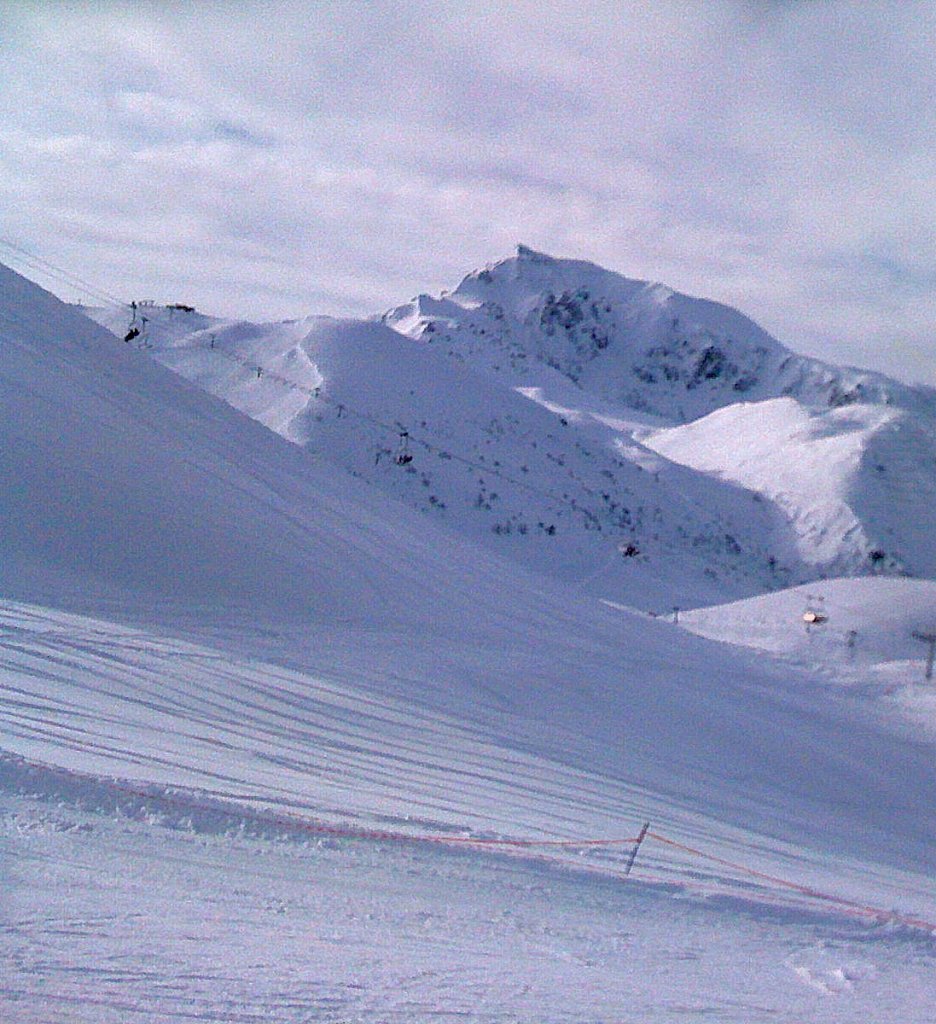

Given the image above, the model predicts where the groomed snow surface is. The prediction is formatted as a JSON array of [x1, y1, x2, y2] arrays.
[[5, 786, 935, 1024], [3, 257, 936, 1021]]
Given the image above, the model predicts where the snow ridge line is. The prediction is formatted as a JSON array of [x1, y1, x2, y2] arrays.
[[5, 752, 935, 934]]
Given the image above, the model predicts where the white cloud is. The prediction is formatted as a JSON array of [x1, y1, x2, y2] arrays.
[[0, 0, 933, 383]]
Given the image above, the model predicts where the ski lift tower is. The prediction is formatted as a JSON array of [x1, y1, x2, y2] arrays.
[[911, 630, 936, 682]]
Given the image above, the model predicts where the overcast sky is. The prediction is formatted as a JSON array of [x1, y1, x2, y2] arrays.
[[2, 1, 934, 384]]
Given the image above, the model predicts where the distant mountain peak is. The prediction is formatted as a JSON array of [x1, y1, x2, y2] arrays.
[[386, 249, 934, 424], [65, 250, 936, 603], [515, 243, 554, 263]]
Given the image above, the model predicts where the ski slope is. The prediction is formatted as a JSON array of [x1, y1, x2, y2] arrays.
[[6, 786, 934, 1024], [680, 577, 936, 740], [3, 262, 936, 1021]]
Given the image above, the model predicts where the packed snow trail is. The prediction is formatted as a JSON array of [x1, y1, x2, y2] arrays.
[[3, 597, 936, 928], [3, 790, 936, 1024]]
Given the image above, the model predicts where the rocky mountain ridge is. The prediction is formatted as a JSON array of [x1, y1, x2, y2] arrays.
[[385, 245, 936, 423]]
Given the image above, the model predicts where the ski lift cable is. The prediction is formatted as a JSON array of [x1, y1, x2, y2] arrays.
[[0, 236, 131, 309], [0, 238, 128, 308], [147, 334, 594, 519], [187, 338, 604, 527], [1, 247, 119, 310], [206, 343, 581, 508], [0, 243, 101, 302]]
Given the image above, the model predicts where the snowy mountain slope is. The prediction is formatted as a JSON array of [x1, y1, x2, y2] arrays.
[[80, 304, 792, 608], [385, 244, 936, 423], [679, 577, 936, 742], [5, 263, 936, 1018], [7, 788, 936, 1024], [4, 262, 936, 882], [6, 584, 936, 872], [383, 246, 936, 587], [0, 263, 563, 634], [81, 245, 936, 604], [681, 576, 936, 667], [642, 397, 936, 579]]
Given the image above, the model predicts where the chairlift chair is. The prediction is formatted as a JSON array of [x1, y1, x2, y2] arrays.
[[395, 431, 413, 465]]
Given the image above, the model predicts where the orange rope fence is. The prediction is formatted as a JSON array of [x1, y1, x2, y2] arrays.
[[5, 752, 935, 934]]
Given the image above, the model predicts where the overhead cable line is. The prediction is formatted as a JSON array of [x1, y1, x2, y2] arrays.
[[0, 236, 130, 310]]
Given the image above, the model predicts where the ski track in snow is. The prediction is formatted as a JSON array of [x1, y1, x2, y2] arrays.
[[2, 597, 935, 935]]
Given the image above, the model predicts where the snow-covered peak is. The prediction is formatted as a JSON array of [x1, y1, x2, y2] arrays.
[[516, 242, 550, 261], [446, 245, 647, 312], [386, 248, 934, 424]]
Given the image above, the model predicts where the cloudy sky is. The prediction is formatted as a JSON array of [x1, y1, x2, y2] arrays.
[[2, 1, 934, 383]]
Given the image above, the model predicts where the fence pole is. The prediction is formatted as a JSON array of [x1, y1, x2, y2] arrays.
[[624, 821, 650, 877]]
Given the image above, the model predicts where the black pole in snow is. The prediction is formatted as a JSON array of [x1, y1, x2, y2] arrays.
[[624, 821, 650, 877]]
